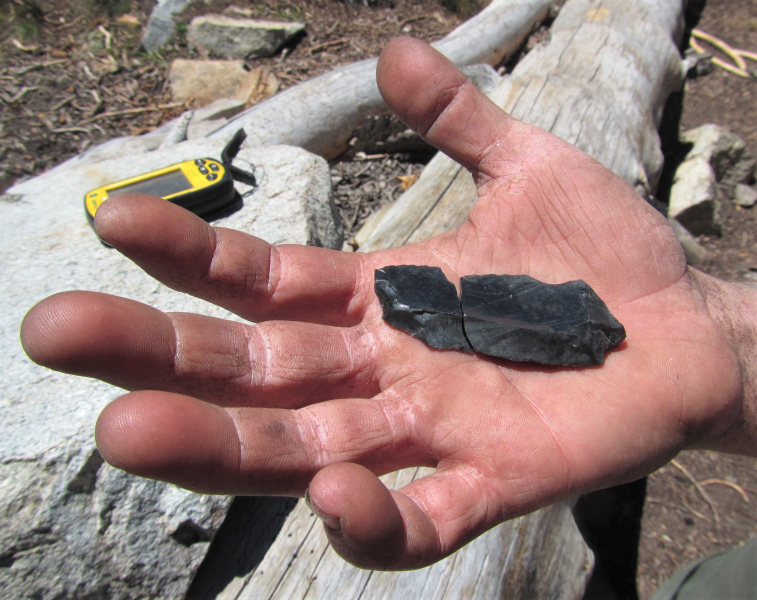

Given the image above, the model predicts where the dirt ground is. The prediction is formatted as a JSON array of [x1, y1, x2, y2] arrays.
[[1, 1, 756, 599]]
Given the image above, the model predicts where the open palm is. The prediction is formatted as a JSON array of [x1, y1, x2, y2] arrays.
[[21, 38, 742, 570]]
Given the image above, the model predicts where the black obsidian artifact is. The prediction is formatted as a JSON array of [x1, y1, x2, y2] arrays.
[[374, 265, 626, 366]]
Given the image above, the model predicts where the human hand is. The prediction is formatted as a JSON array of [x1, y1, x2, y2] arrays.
[[20, 38, 751, 570]]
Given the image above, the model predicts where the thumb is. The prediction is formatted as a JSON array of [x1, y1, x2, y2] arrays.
[[306, 463, 439, 570]]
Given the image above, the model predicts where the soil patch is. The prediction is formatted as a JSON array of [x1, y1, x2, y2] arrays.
[[0, 0, 461, 193]]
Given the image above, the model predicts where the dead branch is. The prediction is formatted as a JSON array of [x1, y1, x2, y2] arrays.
[[671, 459, 720, 524], [699, 479, 750, 503], [308, 38, 350, 55], [76, 103, 185, 125]]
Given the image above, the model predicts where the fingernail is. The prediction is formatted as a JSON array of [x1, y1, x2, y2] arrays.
[[304, 488, 341, 531]]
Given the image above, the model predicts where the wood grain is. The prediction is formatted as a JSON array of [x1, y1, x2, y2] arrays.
[[355, 0, 686, 253]]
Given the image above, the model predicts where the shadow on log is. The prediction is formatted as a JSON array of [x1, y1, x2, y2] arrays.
[[187, 497, 298, 599]]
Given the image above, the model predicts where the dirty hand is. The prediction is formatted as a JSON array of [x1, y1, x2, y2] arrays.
[[20, 38, 754, 570]]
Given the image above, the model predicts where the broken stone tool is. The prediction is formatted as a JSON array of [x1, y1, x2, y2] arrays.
[[374, 265, 626, 366]]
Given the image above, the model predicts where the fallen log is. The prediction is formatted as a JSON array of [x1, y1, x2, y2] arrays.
[[189, 469, 591, 600], [240, 0, 692, 597], [189, 1, 702, 593], [354, 0, 687, 252], [209, 0, 555, 159]]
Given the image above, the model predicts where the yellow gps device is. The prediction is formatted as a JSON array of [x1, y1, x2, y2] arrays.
[[84, 157, 236, 225]]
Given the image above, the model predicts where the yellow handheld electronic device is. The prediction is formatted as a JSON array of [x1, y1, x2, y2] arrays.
[[83, 129, 256, 235], [84, 157, 235, 225]]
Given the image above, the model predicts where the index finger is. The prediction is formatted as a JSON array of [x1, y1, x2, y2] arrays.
[[95, 195, 373, 326]]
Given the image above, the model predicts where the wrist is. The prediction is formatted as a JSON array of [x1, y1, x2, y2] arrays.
[[687, 268, 757, 455]]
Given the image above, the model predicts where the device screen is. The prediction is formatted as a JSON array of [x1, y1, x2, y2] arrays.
[[109, 169, 193, 199]]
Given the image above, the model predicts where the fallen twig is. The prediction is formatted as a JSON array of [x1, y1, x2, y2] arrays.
[[76, 103, 185, 125], [38, 114, 56, 131], [349, 196, 363, 231], [89, 90, 104, 118], [400, 14, 446, 29], [647, 497, 706, 519], [699, 479, 750, 503], [80, 63, 96, 81], [11, 38, 39, 53], [354, 152, 389, 161], [98, 25, 113, 50], [56, 15, 83, 30], [51, 95, 77, 112], [7, 87, 38, 103], [51, 126, 91, 134], [324, 19, 339, 38], [678, 494, 709, 521], [671, 459, 720, 524], [309, 38, 350, 55], [14, 60, 67, 76]]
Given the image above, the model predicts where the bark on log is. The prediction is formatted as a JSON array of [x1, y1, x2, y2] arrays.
[[209, 0, 555, 159], [354, 0, 687, 253], [189, 469, 592, 600]]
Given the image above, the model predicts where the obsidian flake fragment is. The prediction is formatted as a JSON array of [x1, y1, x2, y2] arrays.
[[461, 274, 626, 366], [375, 266, 626, 366], [374, 265, 471, 353]]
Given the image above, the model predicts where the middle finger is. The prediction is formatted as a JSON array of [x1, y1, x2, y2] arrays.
[[22, 290, 381, 407]]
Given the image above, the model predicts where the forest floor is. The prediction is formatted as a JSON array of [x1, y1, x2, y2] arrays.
[[1, 1, 756, 599]]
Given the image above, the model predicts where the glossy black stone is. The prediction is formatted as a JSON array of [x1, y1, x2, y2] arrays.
[[461, 274, 626, 366], [375, 265, 626, 366], [374, 265, 471, 353]]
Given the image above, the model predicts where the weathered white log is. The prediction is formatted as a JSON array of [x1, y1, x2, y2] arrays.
[[190, 469, 592, 600], [195, 1, 713, 596], [209, 0, 555, 159], [355, 0, 688, 253]]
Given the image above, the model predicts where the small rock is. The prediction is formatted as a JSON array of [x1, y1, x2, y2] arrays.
[[169, 60, 279, 108], [667, 125, 754, 236], [668, 155, 722, 236], [240, 66, 280, 108], [187, 14, 304, 60], [668, 217, 711, 266], [116, 13, 142, 28], [734, 183, 757, 208], [682, 124, 755, 190]]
